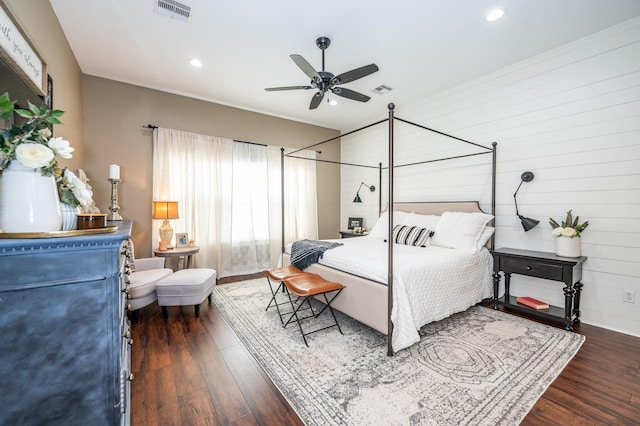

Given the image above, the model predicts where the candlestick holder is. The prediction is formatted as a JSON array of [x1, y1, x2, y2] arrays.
[[107, 178, 123, 221]]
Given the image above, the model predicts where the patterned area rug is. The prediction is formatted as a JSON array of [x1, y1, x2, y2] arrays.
[[212, 279, 585, 425]]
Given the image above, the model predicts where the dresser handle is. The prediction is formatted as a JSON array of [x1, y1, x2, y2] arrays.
[[526, 266, 532, 271], [128, 374, 134, 381]]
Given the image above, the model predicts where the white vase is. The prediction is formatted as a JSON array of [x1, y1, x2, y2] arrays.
[[0, 161, 62, 232], [60, 203, 81, 231], [556, 236, 581, 257]]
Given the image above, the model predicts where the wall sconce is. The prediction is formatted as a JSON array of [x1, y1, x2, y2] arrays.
[[353, 182, 375, 203], [513, 171, 539, 232], [152, 201, 179, 249]]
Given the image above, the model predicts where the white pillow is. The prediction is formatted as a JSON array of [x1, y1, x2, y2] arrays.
[[368, 211, 411, 238], [476, 226, 495, 251], [401, 212, 440, 230], [431, 211, 494, 253]]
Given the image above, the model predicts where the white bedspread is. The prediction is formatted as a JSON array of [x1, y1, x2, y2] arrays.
[[286, 236, 493, 351]]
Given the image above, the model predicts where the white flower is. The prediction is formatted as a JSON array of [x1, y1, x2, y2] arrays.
[[561, 227, 577, 237], [47, 137, 74, 159], [64, 169, 94, 206], [551, 227, 563, 237], [15, 143, 55, 168], [38, 128, 52, 140]]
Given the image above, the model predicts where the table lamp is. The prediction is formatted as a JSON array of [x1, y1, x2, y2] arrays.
[[152, 201, 179, 249]]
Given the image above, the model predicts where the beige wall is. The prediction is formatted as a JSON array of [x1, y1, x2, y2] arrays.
[[3, 0, 341, 261], [4, 0, 84, 169], [83, 76, 341, 258]]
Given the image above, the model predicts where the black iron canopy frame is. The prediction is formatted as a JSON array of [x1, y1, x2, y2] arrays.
[[281, 103, 497, 356]]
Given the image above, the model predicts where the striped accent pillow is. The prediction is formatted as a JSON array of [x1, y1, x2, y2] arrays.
[[391, 225, 433, 247]]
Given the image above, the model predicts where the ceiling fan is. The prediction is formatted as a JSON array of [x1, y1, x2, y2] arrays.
[[265, 36, 379, 110]]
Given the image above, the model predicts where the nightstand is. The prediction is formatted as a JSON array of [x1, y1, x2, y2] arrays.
[[339, 231, 369, 238], [491, 247, 587, 330]]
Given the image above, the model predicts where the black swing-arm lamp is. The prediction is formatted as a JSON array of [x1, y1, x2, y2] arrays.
[[513, 171, 539, 231], [353, 182, 376, 203]]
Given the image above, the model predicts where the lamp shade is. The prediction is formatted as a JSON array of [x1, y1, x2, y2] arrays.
[[519, 215, 540, 232], [152, 201, 179, 220]]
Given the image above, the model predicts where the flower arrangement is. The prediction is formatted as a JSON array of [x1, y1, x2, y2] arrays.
[[549, 210, 589, 238], [0, 92, 73, 176], [58, 168, 93, 208]]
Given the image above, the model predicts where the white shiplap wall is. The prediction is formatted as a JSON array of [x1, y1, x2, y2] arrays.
[[341, 17, 640, 337]]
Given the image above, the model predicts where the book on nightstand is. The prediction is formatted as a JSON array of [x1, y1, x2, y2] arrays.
[[516, 296, 549, 310]]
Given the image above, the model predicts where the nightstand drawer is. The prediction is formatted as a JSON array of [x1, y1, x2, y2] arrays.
[[501, 257, 563, 281]]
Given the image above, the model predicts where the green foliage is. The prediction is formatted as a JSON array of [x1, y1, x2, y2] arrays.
[[549, 209, 589, 237], [0, 92, 66, 176]]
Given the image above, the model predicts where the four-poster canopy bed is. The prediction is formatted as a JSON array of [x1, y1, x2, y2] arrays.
[[281, 103, 497, 355]]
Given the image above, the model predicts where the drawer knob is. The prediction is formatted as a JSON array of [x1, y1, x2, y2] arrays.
[[128, 374, 134, 381], [526, 266, 532, 271]]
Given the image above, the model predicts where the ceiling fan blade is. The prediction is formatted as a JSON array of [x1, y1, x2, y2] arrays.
[[290, 54, 321, 80], [265, 85, 312, 91], [309, 91, 325, 109], [331, 87, 371, 102], [332, 63, 379, 85]]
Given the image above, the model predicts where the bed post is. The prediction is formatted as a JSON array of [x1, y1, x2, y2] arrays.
[[378, 162, 383, 215], [281, 147, 285, 255], [491, 142, 497, 250], [387, 103, 395, 357]]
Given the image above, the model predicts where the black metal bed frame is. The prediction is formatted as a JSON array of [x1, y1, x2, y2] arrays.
[[281, 103, 497, 356]]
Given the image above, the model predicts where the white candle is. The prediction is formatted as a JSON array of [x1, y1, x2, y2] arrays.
[[109, 164, 120, 180]]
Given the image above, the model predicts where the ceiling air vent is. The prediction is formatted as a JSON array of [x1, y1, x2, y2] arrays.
[[154, 0, 191, 22], [371, 85, 393, 95]]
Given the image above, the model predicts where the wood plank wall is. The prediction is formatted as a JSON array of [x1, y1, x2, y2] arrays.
[[340, 17, 640, 337]]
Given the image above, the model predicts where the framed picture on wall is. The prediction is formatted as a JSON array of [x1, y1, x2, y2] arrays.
[[176, 233, 189, 248], [348, 217, 363, 230]]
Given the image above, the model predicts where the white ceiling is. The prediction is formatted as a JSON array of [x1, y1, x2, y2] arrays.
[[49, 0, 640, 132]]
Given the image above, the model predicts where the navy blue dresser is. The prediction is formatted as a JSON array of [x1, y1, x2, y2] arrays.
[[0, 221, 132, 425]]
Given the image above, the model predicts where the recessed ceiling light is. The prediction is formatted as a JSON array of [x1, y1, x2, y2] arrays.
[[486, 9, 504, 22], [190, 58, 202, 67]]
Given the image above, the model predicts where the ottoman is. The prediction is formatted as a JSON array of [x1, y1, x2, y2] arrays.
[[156, 268, 217, 319]]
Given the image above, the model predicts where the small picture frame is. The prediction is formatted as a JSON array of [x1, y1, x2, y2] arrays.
[[348, 217, 363, 230], [176, 233, 189, 248]]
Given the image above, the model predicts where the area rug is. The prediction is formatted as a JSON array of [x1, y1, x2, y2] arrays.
[[212, 279, 585, 425]]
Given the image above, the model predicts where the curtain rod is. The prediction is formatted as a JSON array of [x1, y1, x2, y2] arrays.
[[234, 139, 267, 147], [142, 126, 321, 154]]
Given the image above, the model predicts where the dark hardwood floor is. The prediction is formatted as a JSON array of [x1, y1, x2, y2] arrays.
[[131, 273, 640, 425]]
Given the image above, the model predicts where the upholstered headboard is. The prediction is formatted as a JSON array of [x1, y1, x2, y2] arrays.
[[392, 201, 485, 215]]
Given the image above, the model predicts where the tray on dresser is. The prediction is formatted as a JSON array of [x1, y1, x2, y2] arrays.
[[0, 226, 118, 239]]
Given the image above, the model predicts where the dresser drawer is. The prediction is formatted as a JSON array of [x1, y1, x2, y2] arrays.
[[501, 257, 563, 281]]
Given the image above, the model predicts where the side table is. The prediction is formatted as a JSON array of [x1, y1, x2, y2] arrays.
[[339, 231, 369, 238], [153, 246, 200, 270], [492, 247, 587, 330]]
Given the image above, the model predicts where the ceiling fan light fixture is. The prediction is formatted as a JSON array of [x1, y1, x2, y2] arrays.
[[265, 36, 379, 110], [486, 9, 505, 22]]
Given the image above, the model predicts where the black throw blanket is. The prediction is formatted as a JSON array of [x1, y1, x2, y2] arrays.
[[290, 239, 343, 270]]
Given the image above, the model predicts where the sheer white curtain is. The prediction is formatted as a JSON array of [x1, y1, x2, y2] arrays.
[[153, 128, 317, 277]]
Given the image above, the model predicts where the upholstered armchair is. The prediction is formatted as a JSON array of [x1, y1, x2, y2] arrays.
[[125, 240, 173, 323]]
